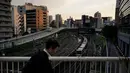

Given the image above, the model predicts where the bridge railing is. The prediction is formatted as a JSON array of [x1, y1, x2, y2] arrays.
[[0, 28, 65, 49], [0, 57, 130, 73]]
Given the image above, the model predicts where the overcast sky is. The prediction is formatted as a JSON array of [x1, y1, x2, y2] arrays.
[[12, 0, 116, 20]]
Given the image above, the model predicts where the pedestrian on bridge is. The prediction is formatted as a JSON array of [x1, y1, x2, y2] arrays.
[[22, 38, 60, 73]]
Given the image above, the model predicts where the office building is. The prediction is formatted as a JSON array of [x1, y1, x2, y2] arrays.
[[26, 4, 48, 33], [11, 3, 37, 35], [94, 12, 103, 28], [93, 18, 101, 28], [12, 6, 26, 36], [94, 11, 101, 18], [82, 15, 90, 27], [50, 20, 57, 28], [0, 0, 13, 40], [102, 17, 112, 25], [55, 14, 62, 28], [74, 19, 82, 28], [66, 17, 74, 28], [49, 15, 53, 25], [116, 0, 130, 57], [115, 0, 120, 27]]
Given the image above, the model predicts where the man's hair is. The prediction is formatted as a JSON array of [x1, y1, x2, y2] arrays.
[[45, 38, 60, 50]]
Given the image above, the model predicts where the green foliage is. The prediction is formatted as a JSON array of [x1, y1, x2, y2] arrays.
[[95, 35, 106, 48], [102, 25, 118, 40]]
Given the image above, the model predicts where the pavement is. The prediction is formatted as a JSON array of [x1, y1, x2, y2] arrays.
[[107, 41, 121, 57]]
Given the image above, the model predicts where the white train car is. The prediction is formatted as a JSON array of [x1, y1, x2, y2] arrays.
[[76, 37, 88, 56]]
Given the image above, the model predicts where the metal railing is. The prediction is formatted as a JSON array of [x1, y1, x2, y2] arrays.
[[0, 57, 130, 73], [119, 27, 130, 34]]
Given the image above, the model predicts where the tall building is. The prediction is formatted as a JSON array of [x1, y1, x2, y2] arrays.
[[50, 20, 56, 28], [12, 6, 26, 36], [89, 16, 96, 27], [116, 0, 130, 57], [93, 18, 102, 28], [26, 4, 48, 33], [66, 17, 74, 28], [11, 3, 36, 35], [94, 12, 103, 28], [49, 15, 53, 25], [94, 11, 101, 18], [74, 19, 82, 28], [0, 0, 13, 40], [102, 17, 112, 25], [55, 14, 62, 28], [115, 0, 120, 27], [82, 15, 90, 27]]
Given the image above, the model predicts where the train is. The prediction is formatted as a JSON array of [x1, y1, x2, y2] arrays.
[[76, 36, 88, 56]]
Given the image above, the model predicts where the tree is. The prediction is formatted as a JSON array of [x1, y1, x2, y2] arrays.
[[102, 25, 118, 43]]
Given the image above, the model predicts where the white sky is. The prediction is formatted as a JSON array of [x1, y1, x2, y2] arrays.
[[12, 0, 116, 20]]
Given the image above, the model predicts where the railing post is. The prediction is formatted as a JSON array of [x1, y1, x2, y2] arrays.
[[105, 61, 109, 73], [89, 62, 92, 73], [128, 62, 130, 73], [115, 62, 118, 73], [6, 62, 8, 73], [64, 62, 66, 73], [59, 63, 60, 73], [12, 62, 14, 73], [69, 62, 71, 73], [17, 62, 19, 73], [1, 62, 3, 73], [85, 62, 86, 73], [80, 61, 81, 73], [95, 62, 97, 73], [119, 61, 127, 73], [110, 62, 112, 73], [100, 62, 102, 73], [74, 62, 76, 73], [106, 40, 109, 73]]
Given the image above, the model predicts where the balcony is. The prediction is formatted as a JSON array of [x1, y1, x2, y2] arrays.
[[0, 7, 11, 11], [0, 1, 11, 6], [0, 18, 12, 22], [0, 24, 12, 27], [18, 16, 24, 19], [0, 34, 12, 38], [0, 12, 11, 17], [0, 29, 13, 32], [0, 57, 129, 73]]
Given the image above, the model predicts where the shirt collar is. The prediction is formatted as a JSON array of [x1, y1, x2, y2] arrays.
[[43, 49, 51, 57]]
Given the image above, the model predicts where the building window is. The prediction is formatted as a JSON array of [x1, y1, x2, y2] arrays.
[[20, 7, 22, 9], [20, 11, 22, 13]]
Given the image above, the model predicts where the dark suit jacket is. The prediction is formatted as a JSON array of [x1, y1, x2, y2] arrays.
[[22, 51, 53, 73]]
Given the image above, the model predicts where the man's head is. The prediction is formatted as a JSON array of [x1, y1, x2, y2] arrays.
[[45, 38, 60, 54]]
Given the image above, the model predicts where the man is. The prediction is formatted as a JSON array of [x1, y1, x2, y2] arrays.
[[22, 38, 60, 73]]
